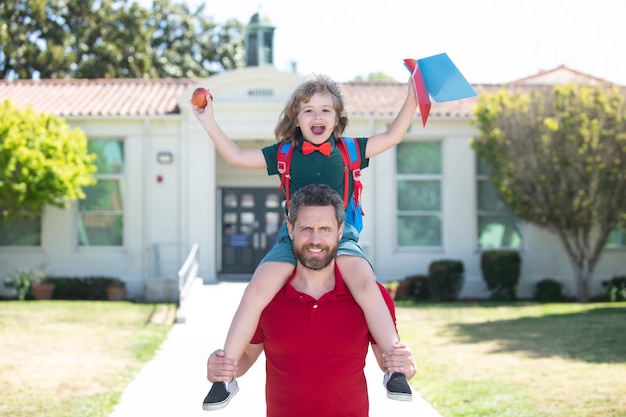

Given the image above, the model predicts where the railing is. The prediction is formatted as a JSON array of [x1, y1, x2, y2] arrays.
[[150, 242, 184, 279], [175, 242, 200, 323]]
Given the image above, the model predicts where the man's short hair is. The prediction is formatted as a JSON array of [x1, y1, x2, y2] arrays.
[[288, 184, 345, 225]]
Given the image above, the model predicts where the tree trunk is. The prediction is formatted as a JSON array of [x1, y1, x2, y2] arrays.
[[571, 257, 593, 302], [569, 227, 612, 302], [558, 230, 596, 302]]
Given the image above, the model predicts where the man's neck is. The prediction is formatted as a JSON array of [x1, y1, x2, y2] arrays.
[[290, 262, 336, 300]]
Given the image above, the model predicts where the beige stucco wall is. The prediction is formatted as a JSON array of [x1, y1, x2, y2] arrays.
[[1, 67, 623, 300]]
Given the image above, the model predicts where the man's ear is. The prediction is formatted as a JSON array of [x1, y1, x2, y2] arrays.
[[287, 222, 294, 240], [337, 223, 344, 241]]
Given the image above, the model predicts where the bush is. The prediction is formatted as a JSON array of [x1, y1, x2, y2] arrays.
[[382, 281, 400, 300], [480, 250, 521, 301], [45, 276, 120, 300], [4, 268, 46, 301], [534, 278, 566, 302], [406, 274, 430, 300], [428, 260, 464, 301], [393, 275, 430, 300], [602, 276, 626, 302]]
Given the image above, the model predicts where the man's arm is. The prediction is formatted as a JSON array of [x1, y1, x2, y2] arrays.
[[207, 344, 264, 382], [371, 341, 417, 380]]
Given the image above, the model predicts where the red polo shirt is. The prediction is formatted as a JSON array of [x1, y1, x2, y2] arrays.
[[250, 265, 396, 417]]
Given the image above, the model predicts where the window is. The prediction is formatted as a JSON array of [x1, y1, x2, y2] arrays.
[[77, 140, 124, 246], [396, 141, 442, 247], [606, 228, 626, 248], [476, 157, 522, 249], [0, 216, 41, 246]]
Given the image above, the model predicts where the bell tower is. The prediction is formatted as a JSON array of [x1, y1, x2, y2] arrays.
[[245, 12, 275, 67]]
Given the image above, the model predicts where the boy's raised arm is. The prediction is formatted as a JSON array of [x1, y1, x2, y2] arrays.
[[365, 77, 418, 158], [192, 92, 268, 169]]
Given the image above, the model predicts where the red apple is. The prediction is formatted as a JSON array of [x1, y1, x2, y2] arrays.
[[191, 87, 212, 108]]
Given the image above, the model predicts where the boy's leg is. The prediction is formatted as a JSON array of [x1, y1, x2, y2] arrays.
[[336, 255, 398, 352], [336, 255, 413, 401], [223, 261, 294, 360], [202, 261, 295, 411]]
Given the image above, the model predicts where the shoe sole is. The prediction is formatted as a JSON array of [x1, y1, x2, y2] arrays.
[[387, 391, 413, 401], [202, 386, 240, 411]]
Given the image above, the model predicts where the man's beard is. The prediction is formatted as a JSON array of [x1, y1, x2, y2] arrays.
[[294, 244, 338, 271]]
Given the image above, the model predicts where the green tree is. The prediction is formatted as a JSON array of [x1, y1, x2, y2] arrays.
[[70, 0, 156, 79], [0, 100, 97, 223], [0, 0, 155, 79], [0, 0, 46, 79], [472, 84, 626, 301], [149, 0, 244, 78], [0, 0, 244, 80], [353, 72, 397, 82]]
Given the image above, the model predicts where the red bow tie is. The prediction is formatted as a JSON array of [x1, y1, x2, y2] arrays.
[[302, 141, 332, 156]]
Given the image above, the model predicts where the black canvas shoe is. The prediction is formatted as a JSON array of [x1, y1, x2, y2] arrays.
[[383, 372, 413, 401], [202, 379, 239, 411]]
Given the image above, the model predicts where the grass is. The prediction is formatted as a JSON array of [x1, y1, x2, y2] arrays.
[[0, 300, 174, 417], [1, 299, 624, 417], [395, 301, 626, 417]]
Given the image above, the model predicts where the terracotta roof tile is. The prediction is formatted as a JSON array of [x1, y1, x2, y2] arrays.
[[509, 64, 615, 86], [0, 78, 196, 117], [341, 81, 491, 119], [0, 66, 619, 119]]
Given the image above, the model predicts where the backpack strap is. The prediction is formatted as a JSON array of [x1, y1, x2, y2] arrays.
[[277, 142, 294, 209], [277, 137, 363, 214], [337, 137, 363, 210]]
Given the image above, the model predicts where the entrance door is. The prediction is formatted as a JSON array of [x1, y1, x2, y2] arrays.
[[220, 188, 286, 274]]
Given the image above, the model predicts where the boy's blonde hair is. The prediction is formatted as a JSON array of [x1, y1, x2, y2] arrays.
[[274, 74, 349, 145]]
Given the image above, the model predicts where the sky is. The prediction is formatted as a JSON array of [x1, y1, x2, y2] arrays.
[[144, 0, 626, 85]]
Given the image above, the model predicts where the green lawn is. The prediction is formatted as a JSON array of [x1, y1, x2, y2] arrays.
[[1, 300, 624, 417], [0, 301, 174, 417], [396, 302, 626, 417]]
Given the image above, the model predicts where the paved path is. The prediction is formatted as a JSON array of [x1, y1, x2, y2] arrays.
[[109, 279, 443, 417]]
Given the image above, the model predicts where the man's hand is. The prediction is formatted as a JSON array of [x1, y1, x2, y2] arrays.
[[207, 349, 237, 382], [382, 341, 417, 380]]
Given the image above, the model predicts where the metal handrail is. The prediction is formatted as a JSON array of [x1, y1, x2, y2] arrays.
[[175, 242, 200, 323]]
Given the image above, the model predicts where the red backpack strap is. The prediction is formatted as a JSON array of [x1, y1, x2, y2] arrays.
[[277, 142, 294, 209], [337, 137, 363, 207]]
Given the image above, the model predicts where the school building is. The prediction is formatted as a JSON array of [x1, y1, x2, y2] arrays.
[[0, 13, 624, 301]]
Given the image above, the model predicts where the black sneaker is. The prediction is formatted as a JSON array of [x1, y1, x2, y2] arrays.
[[202, 379, 239, 411], [383, 372, 412, 401]]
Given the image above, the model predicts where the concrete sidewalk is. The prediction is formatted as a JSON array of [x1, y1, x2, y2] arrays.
[[109, 279, 443, 417]]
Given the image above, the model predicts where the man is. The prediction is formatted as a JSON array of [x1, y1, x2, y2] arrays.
[[206, 184, 416, 416]]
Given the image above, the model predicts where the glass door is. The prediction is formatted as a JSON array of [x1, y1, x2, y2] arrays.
[[220, 188, 286, 274]]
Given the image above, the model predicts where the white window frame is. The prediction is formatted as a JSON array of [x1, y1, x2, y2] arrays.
[[395, 140, 443, 249]]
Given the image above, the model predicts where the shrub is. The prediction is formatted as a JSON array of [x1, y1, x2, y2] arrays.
[[382, 281, 400, 299], [602, 276, 626, 302], [394, 275, 430, 300], [534, 278, 566, 302], [428, 260, 464, 301], [45, 276, 120, 300], [395, 278, 412, 299], [480, 250, 521, 301], [4, 268, 46, 301], [406, 274, 430, 300]]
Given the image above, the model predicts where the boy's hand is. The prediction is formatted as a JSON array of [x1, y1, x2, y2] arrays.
[[407, 76, 418, 103], [191, 89, 215, 120]]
